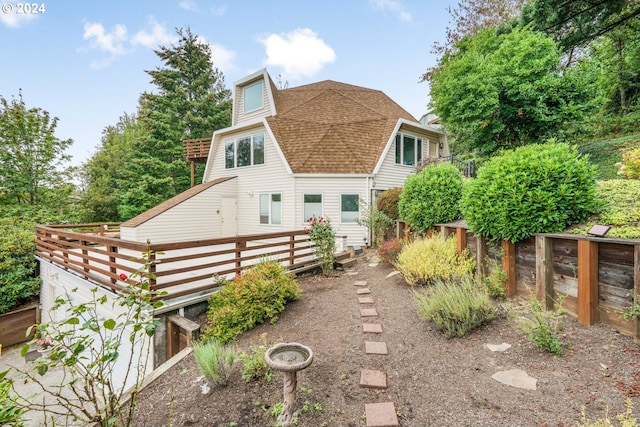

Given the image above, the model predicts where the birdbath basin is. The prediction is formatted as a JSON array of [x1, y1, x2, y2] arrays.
[[265, 343, 314, 426]]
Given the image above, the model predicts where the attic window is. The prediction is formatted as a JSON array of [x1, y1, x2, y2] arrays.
[[224, 133, 265, 169], [243, 80, 263, 113], [394, 133, 423, 166]]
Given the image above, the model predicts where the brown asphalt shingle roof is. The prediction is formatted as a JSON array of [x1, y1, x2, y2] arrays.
[[121, 177, 236, 227], [265, 80, 417, 174]]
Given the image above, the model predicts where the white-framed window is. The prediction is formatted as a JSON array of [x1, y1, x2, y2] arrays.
[[243, 80, 263, 113], [224, 133, 265, 169], [259, 193, 282, 225], [341, 194, 359, 223], [303, 194, 323, 222], [394, 133, 423, 166]]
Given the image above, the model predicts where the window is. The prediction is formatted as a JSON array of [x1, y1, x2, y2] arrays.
[[341, 194, 359, 223], [243, 80, 263, 113], [394, 132, 423, 166], [224, 133, 265, 169], [259, 193, 282, 225], [303, 194, 322, 221]]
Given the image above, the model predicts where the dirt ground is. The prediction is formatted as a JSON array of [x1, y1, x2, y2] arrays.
[[132, 250, 640, 427]]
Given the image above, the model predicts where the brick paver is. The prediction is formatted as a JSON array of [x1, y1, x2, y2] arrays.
[[360, 308, 378, 317], [365, 402, 399, 427], [356, 288, 371, 295], [358, 296, 374, 304], [364, 341, 388, 355], [354, 280, 368, 286], [360, 369, 387, 389], [362, 323, 383, 333]]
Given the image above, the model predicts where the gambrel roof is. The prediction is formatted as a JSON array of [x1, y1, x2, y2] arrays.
[[265, 80, 418, 174]]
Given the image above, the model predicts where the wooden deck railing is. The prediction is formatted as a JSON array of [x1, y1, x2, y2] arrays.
[[433, 221, 640, 338], [36, 224, 317, 300], [183, 137, 211, 162]]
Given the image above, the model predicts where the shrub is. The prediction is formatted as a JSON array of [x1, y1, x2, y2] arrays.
[[577, 399, 638, 427], [193, 340, 235, 387], [0, 369, 23, 426], [398, 163, 464, 234], [358, 201, 395, 246], [412, 275, 496, 338], [376, 187, 402, 221], [239, 340, 271, 383], [395, 236, 475, 286], [462, 142, 600, 242], [482, 260, 507, 301], [519, 297, 565, 356], [378, 238, 403, 265], [204, 261, 301, 343], [305, 216, 336, 276], [617, 148, 640, 179]]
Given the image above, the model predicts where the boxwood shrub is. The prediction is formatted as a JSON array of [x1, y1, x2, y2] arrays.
[[461, 142, 599, 242], [398, 162, 464, 233]]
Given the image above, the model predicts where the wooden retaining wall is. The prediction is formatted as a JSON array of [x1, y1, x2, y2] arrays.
[[436, 223, 640, 338], [0, 305, 39, 347]]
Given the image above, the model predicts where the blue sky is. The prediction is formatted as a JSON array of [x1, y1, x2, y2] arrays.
[[0, 0, 455, 166]]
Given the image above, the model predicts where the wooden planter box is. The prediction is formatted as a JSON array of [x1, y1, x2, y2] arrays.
[[0, 304, 40, 348]]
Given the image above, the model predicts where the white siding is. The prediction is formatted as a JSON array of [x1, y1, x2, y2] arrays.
[[206, 125, 295, 235], [119, 178, 238, 244], [294, 176, 369, 247], [39, 261, 154, 393]]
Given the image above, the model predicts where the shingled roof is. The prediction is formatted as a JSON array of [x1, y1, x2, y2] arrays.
[[121, 177, 236, 227], [265, 80, 417, 174]]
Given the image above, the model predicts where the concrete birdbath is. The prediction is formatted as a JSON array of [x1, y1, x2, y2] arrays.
[[264, 342, 314, 427]]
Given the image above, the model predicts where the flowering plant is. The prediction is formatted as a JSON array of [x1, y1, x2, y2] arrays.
[[305, 216, 336, 275], [36, 337, 52, 349]]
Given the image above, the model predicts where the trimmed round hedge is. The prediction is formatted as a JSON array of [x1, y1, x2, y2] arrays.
[[461, 142, 599, 242], [398, 162, 463, 233]]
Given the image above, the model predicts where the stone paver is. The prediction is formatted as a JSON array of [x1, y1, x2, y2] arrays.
[[491, 369, 537, 390], [354, 280, 368, 286], [365, 341, 388, 355], [363, 323, 383, 333], [356, 288, 371, 295], [360, 369, 387, 389], [360, 308, 378, 317], [365, 402, 399, 427], [358, 296, 374, 304]]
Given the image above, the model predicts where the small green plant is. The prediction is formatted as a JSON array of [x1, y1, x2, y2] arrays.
[[395, 236, 475, 286], [193, 339, 235, 386], [621, 303, 640, 320], [577, 398, 638, 426], [204, 260, 301, 343], [271, 401, 284, 418], [305, 215, 336, 276], [239, 339, 271, 383], [340, 373, 348, 380], [412, 275, 496, 338], [302, 400, 310, 413], [0, 369, 23, 426], [519, 296, 565, 355], [482, 258, 507, 300], [314, 403, 323, 413]]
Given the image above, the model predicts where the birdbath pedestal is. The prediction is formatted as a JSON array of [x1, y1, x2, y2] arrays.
[[264, 343, 314, 427]]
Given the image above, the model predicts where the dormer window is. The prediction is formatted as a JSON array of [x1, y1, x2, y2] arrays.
[[394, 133, 423, 166], [243, 80, 264, 113]]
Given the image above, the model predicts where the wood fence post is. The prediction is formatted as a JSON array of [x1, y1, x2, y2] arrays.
[[456, 227, 467, 257], [109, 245, 117, 285], [633, 244, 640, 340], [235, 240, 246, 278], [535, 235, 554, 309], [501, 240, 516, 297], [577, 239, 599, 325], [289, 234, 295, 267]]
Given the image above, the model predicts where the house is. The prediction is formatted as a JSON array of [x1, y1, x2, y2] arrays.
[[120, 68, 448, 247]]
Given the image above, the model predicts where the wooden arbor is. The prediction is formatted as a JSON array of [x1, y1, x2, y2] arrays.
[[183, 137, 212, 187]]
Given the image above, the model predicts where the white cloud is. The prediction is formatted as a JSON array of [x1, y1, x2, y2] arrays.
[[0, 5, 37, 28], [210, 6, 226, 16], [210, 43, 236, 74], [83, 22, 128, 55], [258, 28, 336, 80], [178, 0, 199, 12], [369, 0, 412, 22], [131, 18, 176, 49]]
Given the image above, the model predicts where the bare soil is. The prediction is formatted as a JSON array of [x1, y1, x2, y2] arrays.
[[132, 250, 640, 427]]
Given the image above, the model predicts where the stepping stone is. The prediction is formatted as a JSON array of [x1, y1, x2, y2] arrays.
[[363, 323, 383, 333], [385, 271, 400, 279], [360, 308, 378, 317], [365, 341, 388, 355], [365, 402, 399, 427], [346, 271, 359, 276], [368, 262, 379, 267], [358, 296, 374, 304], [486, 342, 511, 352], [360, 369, 387, 389], [357, 288, 371, 295], [354, 280, 368, 286], [491, 369, 537, 390]]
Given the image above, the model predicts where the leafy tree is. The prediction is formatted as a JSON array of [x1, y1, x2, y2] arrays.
[[122, 27, 231, 219], [0, 91, 75, 207], [429, 26, 590, 157], [79, 113, 142, 222]]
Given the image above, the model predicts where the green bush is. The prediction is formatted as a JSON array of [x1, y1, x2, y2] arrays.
[[462, 142, 600, 242], [239, 344, 271, 383], [376, 187, 402, 221], [204, 261, 301, 343], [618, 148, 640, 179], [398, 163, 464, 233], [412, 275, 496, 338], [193, 340, 235, 386], [395, 236, 475, 286]]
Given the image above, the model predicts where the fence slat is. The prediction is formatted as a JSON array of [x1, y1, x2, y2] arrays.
[[578, 240, 599, 325], [501, 240, 516, 297], [536, 236, 555, 309]]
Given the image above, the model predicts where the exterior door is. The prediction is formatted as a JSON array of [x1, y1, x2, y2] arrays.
[[220, 197, 237, 237]]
